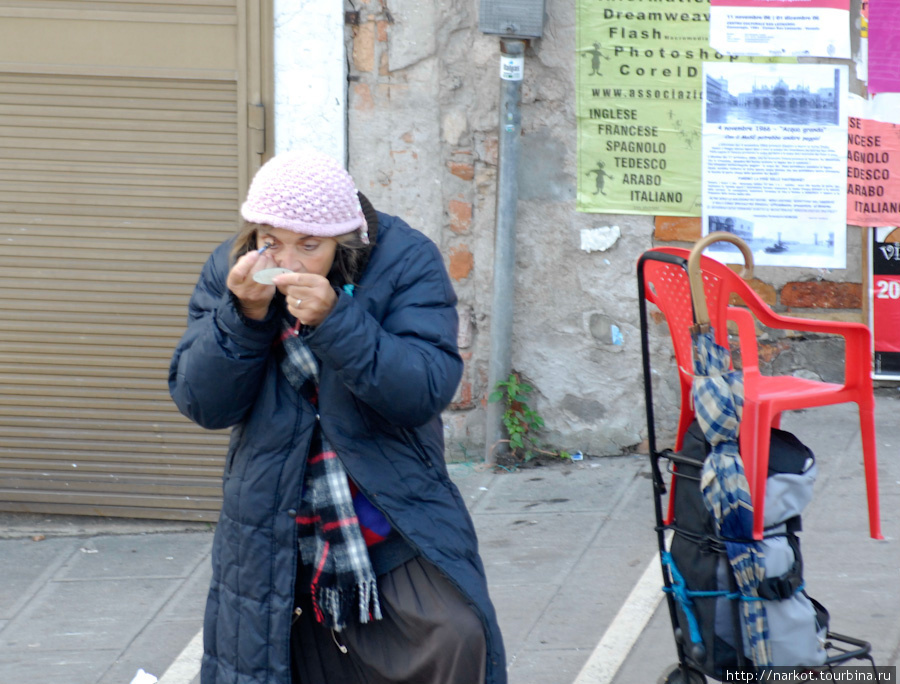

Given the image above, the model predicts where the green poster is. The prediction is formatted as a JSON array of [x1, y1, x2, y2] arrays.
[[576, 0, 782, 216]]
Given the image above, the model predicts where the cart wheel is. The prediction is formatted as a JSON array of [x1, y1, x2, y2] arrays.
[[657, 663, 707, 684]]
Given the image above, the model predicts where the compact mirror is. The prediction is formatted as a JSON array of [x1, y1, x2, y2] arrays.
[[252, 267, 293, 284]]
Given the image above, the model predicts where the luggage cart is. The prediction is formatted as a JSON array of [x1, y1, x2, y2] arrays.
[[637, 244, 875, 683]]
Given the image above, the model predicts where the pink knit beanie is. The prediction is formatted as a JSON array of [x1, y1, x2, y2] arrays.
[[241, 150, 368, 242]]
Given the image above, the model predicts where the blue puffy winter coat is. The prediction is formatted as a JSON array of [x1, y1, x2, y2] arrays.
[[169, 213, 506, 684]]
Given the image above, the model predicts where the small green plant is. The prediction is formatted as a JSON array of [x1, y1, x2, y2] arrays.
[[489, 373, 570, 462]]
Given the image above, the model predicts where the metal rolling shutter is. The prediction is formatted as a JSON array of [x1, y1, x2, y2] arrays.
[[0, 1, 270, 520]]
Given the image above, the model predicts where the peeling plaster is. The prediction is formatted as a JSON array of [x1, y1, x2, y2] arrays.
[[580, 225, 622, 253]]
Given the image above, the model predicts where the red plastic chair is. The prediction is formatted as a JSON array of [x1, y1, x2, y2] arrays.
[[641, 245, 882, 541]]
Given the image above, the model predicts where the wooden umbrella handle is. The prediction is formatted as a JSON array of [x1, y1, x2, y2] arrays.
[[687, 232, 754, 326]]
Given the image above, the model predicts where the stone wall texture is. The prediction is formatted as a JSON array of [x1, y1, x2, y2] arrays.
[[343, 0, 868, 458]]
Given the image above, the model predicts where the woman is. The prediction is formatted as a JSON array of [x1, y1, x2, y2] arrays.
[[169, 150, 506, 684]]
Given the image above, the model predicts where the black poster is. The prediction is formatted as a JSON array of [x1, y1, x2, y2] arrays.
[[870, 228, 900, 378]]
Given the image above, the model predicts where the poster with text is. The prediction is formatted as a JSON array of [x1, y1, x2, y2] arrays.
[[846, 94, 900, 227], [701, 63, 848, 268], [577, 0, 748, 216], [709, 0, 850, 58], [870, 228, 900, 379], [856, 0, 868, 82]]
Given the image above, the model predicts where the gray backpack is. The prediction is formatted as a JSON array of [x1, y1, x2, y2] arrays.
[[668, 422, 828, 674]]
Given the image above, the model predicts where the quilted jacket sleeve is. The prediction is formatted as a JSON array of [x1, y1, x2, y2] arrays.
[[168, 241, 279, 430], [305, 237, 462, 428]]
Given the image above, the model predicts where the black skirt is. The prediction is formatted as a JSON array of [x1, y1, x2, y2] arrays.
[[291, 556, 487, 684]]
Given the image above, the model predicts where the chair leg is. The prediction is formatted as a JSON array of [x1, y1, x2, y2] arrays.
[[666, 385, 695, 525], [738, 400, 756, 494], [858, 400, 883, 540], [738, 399, 770, 541], [752, 404, 773, 541]]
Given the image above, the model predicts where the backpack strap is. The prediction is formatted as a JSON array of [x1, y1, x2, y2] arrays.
[[757, 523, 804, 601]]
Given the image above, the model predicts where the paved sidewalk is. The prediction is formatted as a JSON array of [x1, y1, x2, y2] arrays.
[[0, 394, 896, 684]]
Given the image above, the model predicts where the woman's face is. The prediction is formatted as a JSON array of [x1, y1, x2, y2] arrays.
[[256, 227, 338, 280]]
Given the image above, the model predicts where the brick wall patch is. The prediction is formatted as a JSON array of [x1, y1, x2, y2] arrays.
[[448, 245, 474, 281], [654, 216, 702, 242], [352, 83, 375, 111], [448, 161, 475, 181], [448, 199, 472, 234], [352, 21, 375, 73], [781, 281, 862, 309]]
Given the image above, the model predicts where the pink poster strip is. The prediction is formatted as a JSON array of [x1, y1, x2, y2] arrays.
[[868, 0, 900, 93], [847, 95, 900, 227]]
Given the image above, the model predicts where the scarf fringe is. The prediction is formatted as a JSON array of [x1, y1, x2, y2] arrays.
[[318, 581, 383, 631]]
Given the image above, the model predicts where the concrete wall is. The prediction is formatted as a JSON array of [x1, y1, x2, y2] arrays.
[[274, 0, 345, 158], [343, 0, 870, 459]]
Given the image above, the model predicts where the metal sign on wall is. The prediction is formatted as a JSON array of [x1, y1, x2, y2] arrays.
[[480, 0, 546, 38]]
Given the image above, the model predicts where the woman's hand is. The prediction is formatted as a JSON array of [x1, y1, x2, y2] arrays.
[[227, 250, 277, 320], [273, 272, 337, 327]]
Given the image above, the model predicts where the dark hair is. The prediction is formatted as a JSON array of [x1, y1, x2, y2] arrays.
[[328, 192, 378, 287], [230, 191, 379, 288]]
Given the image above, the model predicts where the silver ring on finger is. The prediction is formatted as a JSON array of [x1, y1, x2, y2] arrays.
[[295, 299, 302, 308]]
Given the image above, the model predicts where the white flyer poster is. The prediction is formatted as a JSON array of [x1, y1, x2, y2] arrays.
[[856, 0, 868, 82], [710, 0, 850, 59], [701, 63, 848, 269]]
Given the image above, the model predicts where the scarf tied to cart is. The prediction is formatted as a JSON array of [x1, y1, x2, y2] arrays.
[[280, 306, 382, 632], [691, 328, 772, 666]]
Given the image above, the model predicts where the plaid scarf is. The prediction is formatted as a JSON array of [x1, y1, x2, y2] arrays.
[[280, 318, 382, 631]]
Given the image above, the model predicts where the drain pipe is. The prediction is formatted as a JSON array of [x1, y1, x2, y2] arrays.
[[484, 38, 525, 464]]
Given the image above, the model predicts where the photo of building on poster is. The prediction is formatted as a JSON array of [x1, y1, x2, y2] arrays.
[[701, 63, 848, 268], [870, 227, 900, 379]]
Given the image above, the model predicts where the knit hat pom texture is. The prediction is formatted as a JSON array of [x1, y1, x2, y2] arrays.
[[241, 150, 365, 237]]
